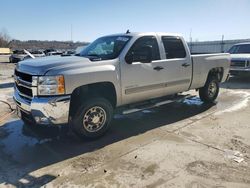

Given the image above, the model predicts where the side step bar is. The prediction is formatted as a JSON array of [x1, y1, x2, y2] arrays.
[[122, 94, 191, 115]]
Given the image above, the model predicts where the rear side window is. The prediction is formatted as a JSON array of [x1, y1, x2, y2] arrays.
[[126, 36, 160, 63], [162, 36, 186, 59]]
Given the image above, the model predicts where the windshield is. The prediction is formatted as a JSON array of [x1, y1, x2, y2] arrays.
[[80, 35, 131, 60], [228, 44, 250, 54]]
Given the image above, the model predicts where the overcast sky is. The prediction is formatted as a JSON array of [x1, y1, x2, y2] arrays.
[[0, 0, 249, 42]]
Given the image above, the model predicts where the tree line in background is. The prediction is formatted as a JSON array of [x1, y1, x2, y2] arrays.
[[0, 29, 89, 50], [0, 29, 11, 48], [9, 40, 89, 50]]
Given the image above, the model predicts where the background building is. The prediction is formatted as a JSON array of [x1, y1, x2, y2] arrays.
[[188, 39, 250, 54]]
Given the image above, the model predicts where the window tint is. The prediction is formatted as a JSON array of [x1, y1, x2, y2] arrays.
[[162, 36, 186, 59], [228, 44, 250, 54], [126, 36, 160, 63], [228, 46, 236, 54]]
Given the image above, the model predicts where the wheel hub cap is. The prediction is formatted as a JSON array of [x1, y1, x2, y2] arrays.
[[92, 116, 100, 124], [83, 106, 107, 133]]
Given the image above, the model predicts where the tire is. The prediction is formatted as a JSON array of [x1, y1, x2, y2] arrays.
[[20, 112, 37, 127], [199, 76, 219, 103], [71, 97, 113, 139]]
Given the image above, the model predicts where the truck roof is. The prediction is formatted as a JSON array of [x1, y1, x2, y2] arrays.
[[103, 32, 182, 38]]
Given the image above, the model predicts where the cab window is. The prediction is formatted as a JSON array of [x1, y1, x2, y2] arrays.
[[125, 36, 160, 63], [162, 36, 186, 59]]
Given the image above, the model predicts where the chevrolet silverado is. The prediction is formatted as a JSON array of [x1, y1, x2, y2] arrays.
[[14, 32, 230, 139]]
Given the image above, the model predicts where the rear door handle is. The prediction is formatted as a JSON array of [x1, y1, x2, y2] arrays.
[[153, 66, 164, 71], [182, 63, 190, 67]]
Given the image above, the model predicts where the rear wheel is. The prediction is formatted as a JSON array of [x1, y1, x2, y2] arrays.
[[71, 97, 113, 139], [199, 77, 219, 103]]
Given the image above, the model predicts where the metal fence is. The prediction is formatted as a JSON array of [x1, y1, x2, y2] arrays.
[[188, 39, 250, 54]]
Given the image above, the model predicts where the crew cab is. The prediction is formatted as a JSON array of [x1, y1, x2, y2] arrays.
[[13, 32, 230, 139], [228, 43, 250, 76]]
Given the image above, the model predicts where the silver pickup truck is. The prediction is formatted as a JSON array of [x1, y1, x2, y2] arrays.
[[14, 32, 230, 139]]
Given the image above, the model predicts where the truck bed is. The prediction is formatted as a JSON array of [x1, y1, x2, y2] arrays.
[[190, 53, 230, 89]]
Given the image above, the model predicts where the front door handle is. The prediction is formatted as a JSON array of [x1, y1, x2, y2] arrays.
[[153, 66, 164, 71], [182, 63, 190, 67]]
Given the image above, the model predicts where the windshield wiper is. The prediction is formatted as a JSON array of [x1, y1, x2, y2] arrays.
[[86, 53, 99, 57], [83, 54, 102, 61]]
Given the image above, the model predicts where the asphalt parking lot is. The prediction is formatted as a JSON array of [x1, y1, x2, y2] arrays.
[[0, 61, 250, 187]]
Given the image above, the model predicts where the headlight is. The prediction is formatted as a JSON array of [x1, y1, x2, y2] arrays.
[[38, 75, 65, 95]]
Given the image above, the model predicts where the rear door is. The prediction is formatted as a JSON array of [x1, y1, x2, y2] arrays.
[[160, 36, 192, 95]]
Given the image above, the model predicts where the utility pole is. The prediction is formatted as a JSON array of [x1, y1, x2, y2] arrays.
[[221, 35, 224, 53], [189, 29, 193, 53], [71, 24, 73, 42]]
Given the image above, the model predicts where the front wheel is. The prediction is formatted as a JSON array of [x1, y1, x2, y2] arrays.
[[199, 77, 219, 103], [71, 97, 113, 139]]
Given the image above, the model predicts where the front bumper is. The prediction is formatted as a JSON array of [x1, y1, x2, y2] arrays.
[[13, 89, 71, 125]]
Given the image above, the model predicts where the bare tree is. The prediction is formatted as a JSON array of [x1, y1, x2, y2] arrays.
[[0, 28, 11, 47]]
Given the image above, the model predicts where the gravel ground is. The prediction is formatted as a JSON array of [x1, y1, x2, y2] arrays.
[[0, 62, 250, 187]]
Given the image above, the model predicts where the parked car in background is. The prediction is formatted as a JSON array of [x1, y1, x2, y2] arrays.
[[47, 51, 63, 56], [44, 49, 56, 56], [23, 50, 45, 60], [10, 50, 45, 63], [9, 50, 27, 63], [14, 32, 230, 139], [32, 50, 45, 57], [61, 50, 75, 56], [228, 43, 250, 76]]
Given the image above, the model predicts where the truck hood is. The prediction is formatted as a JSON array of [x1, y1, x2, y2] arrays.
[[230, 54, 250, 60], [17, 56, 93, 75]]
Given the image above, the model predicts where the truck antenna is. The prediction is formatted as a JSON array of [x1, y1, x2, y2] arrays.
[[126, 29, 130, 34]]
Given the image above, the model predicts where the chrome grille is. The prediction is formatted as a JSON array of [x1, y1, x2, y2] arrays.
[[231, 60, 247, 68], [15, 69, 32, 82], [14, 70, 34, 101]]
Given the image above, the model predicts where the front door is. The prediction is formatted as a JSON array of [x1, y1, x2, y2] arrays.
[[120, 36, 167, 105]]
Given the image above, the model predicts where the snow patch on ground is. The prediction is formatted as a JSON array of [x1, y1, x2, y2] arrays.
[[215, 91, 250, 115]]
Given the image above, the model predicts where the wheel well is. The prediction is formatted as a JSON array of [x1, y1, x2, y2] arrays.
[[207, 67, 224, 82], [69, 82, 117, 119]]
